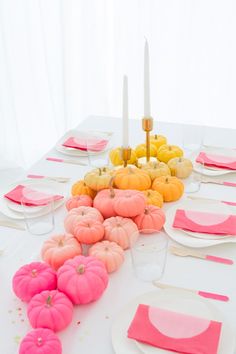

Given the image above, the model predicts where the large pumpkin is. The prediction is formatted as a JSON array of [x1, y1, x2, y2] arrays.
[[135, 143, 158, 158], [152, 176, 184, 202], [73, 219, 104, 244], [157, 144, 183, 163], [113, 189, 146, 217], [168, 157, 193, 179], [142, 189, 163, 208], [12, 262, 57, 302], [41, 234, 82, 271], [19, 329, 62, 354], [66, 195, 93, 211], [93, 187, 122, 218], [64, 206, 103, 234], [113, 166, 151, 191], [84, 167, 113, 191], [71, 180, 96, 199], [103, 216, 138, 249], [133, 205, 166, 233], [57, 255, 109, 305], [141, 161, 171, 180], [27, 290, 73, 332], [109, 147, 137, 166], [150, 134, 167, 150], [88, 240, 124, 273]]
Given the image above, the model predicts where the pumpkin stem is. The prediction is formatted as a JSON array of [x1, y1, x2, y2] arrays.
[[109, 177, 115, 198], [168, 146, 172, 151], [58, 239, 64, 247], [147, 191, 151, 197], [46, 296, 52, 306], [144, 207, 149, 215], [76, 264, 85, 274], [37, 337, 43, 346], [179, 157, 182, 162], [31, 269, 37, 277], [165, 177, 169, 183], [155, 134, 157, 139]]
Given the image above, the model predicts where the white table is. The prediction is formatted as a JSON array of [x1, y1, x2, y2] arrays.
[[1, 116, 236, 354]]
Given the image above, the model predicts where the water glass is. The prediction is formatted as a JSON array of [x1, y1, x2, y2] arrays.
[[182, 124, 204, 158], [86, 132, 112, 168]]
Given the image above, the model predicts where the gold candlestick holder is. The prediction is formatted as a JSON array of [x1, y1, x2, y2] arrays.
[[142, 117, 153, 162], [121, 147, 131, 167]]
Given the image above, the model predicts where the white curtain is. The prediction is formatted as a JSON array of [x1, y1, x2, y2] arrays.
[[1, 0, 236, 168]]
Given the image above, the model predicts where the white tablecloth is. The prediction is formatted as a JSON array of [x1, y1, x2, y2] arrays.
[[1, 116, 236, 354]]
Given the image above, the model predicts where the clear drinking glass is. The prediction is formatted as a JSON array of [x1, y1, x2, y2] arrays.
[[182, 124, 204, 158], [86, 132, 112, 168], [130, 230, 168, 282]]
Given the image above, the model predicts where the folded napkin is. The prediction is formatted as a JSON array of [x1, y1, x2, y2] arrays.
[[62, 136, 108, 152], [173, 209, 236, 235], [127, 304, 221, 354], [196, 151, 236, 170], [4, 185, 64, 206]]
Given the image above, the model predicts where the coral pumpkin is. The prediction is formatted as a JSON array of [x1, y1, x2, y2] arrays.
[[73, 219, 104, 244], [84, 167, 113, 191], [103, 216, 138, 249], [113, 189, 146, 217], [41, 234, 82, 270], [19, 328, 62, 354], [57, 255, 108, 305], [142, 189, 163, 208], [64, 206, 103, 234], [133, 205, 166, 233], [66, 195, 93, 211], [89, 240, 124, 273], [27, 290, 73, 332], [93, 187, 122, 218], [114, 166, 151, 191], [12, 262, 57, 302], [152, 176, 184, 202], [71, 179, 96, 199]]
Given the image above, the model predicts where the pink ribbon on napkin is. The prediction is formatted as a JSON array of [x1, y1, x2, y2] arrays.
[[173, 209, 236, 235], [196, 152, 236, 170], [4, 185, 64, 206], [127, 304, 221, 354], [62, 137, 108, 151]]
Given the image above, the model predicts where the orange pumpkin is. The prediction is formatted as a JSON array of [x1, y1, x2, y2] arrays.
[[73, 219, 104, 244], [150, 134, 167, 150], [113, 166, 151, 191], [152, 176, 184, 202], [71, 180, 96, 199], [142, 189, 163, 208], [88, 240, 124, 273], [133, 205, 166, 233], [66, 195, 93, 211], [41, 234, 82, 270]]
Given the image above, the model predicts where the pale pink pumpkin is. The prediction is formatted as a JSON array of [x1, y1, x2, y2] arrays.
[[88, 240, 124, 273], [66, 195, 93, 211], [113, 190, 146, 217], [12, 262, 57, 302], [41, 233, 82, 270], [19, 328, 62, 354], [133, 205, 166, 233], [103, 216, 138, 249], [27, 290, 73, 332], [64, 206, 103, 234], [93, 188, 122, 218], [73, 219, 104, 244], [57, 255, 108, 305]]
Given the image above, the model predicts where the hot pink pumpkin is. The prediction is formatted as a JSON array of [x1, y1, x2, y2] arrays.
[[41, 233, 82, 270], [73, 219, 104, 244], [57, 255, 108, 305], [133, 205, 166, 233], [64, 206, 103, 234], [93, 188, 122, 218], [66, 195, 93, 211], [19, 328, 62, 354], [12, 262, 57, 302], [103, 216, 138, 249], [27, 290, 73, 332], [88, 240, 124, 273], [113, 190, 146, 217]]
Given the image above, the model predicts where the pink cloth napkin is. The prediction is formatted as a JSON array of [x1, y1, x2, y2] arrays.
[[196, 151, 236, 170], [173, 209, 236, 235], [127, 304, 221, 354], [4, 185, 64, 206], [62, 136, 108, 152]]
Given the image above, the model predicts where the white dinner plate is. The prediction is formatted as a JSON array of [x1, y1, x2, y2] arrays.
[[111, 289, 235, 354], [164, 199, 236, 248]]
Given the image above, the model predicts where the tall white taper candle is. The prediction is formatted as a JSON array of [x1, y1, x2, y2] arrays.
[[144, 39, 151, 117]]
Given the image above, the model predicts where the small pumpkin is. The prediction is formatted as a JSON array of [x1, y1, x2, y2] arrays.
[[133, 205, 166, 233], [135, 143, 158, 158], [157, 144, 183, 163], [142, 189, 163, 208], [41, 234, 82, 271], [12, 262, 57, 302], [113, 190, 146, 217], [71, 179, 96, 199], [150, 134, 167, 150], [109, 147, 137, 166], [168, 157, 193, 179], [93, 187, 122, 218], [27, 290, 73, 332], [84, 167, 113, 191], [57, 255, 109, 305], [88, 240, 124, 273], [66, 195, 93, 211], [19, 328, 62, 354], [152, 176, 184, 202], [113, 166, 151, 191], [103, 216, 138, 249], [73, 219, 104, 244], [64, 206, 104, 234], [141, 161, 171, 180]]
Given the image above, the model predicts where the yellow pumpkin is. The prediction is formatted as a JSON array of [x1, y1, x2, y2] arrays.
[[168, 157, 193, 179], [142, 189, 163, 208], [135, 143, 158, 158], [141, 161, 171, 181], [109, 147, 137, 166], [150, 134, 167, 150], [152, 176, 184, 202], [84, 167, 113, 191], [71, 180, 96, 199], [114, 166, 151, 191], [157, 144, 183, 163]]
